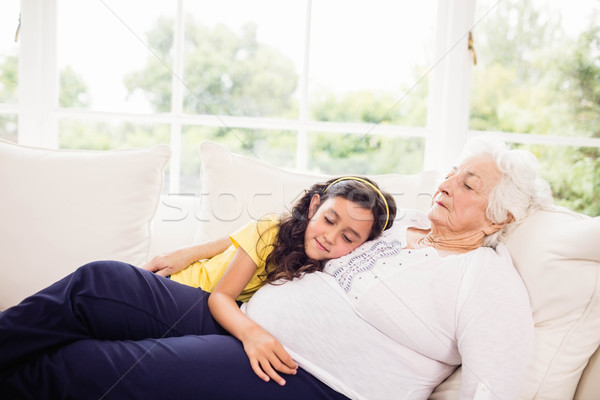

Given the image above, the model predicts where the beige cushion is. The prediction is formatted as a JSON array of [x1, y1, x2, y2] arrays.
[[0, 139, 171, 309], [430, 207, 600, 399], [574, 345, 600, 399], [194, 141, 442, 243]]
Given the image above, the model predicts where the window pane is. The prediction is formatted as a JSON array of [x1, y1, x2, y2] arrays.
[[58, 119, 170, 150], [0, 2, 19, 104], [0, 114, 18, 142], [309, 0, 437, 126], [471, 0, 600, 138], [57, 0, 174, 112], [183, 1, 304, 118], [308, 132, 425, 175], [181, 126, 297, 193]]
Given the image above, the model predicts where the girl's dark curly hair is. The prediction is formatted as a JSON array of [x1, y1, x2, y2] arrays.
[[262, 176, 397, 284]]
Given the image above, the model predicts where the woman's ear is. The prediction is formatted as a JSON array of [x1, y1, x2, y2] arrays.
[[483, 213, 514, 235], [307, 194, 321, 219]]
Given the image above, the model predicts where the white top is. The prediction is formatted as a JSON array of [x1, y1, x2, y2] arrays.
[[242, 211, 534, 400]]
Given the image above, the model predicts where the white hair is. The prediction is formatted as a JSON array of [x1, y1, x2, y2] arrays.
[[457, 136, 553, 247]]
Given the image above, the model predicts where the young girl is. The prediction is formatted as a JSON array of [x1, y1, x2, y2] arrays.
[[0, 176, 396, 397], [144, 176, 396, 385]]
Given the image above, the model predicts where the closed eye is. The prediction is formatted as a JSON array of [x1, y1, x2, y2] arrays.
[[342, 234, 353, 243]]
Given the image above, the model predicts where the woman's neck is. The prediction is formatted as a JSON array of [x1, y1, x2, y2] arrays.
[[409, 227, 484, 255]]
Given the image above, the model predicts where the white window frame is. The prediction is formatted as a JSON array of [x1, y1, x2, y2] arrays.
[[18, 0, 58, 148]]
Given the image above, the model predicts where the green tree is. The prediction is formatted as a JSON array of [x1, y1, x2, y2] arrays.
[[554, 24, 600, 216], [0, 54, 17, 104], [123, 15, 431, 182], [124, 16, 298, 118], [566, 25, 600, 138], [471, 0, 567, 134], [122, 16, 301, 192], [471, 0, 600, 216], [309, 64, 430, 175], [0, 54, 18, 142], [0, 55, 90, 109], [60, 65, 91, 108], [0, 55, 92, 143]]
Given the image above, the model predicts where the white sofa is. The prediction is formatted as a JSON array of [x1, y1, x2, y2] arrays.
[[1, 138, 598, 399]]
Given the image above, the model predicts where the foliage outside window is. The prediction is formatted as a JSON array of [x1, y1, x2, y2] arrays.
[[471, 0, 600, 216]]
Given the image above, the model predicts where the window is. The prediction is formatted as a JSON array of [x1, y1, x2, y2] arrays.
[[13, 1, 597, 215], [471, 0, 600, 216], [50, 0, 437, 193]]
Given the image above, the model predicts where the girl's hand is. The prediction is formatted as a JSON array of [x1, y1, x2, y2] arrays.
[[141, 238, 232, 277], [241, 325, 298, 386], [141, 251, 188, 277], [208, 247, 296, 385]]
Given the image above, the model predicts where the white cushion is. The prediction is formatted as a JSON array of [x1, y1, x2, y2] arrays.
[[430, 207, 600, 399], [0, 139, 171, 309], [149, 194, 199, 256], [194, 141, 442, 243]]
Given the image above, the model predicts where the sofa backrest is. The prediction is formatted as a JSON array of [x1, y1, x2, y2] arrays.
[[192, 141, 442, 243]]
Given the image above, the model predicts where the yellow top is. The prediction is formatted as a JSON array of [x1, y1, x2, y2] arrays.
[[170, 214, 280, 302]]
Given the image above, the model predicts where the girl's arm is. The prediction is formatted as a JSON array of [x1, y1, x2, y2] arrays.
[[208, 247, 298, 386], [141, 237, 231, 277]]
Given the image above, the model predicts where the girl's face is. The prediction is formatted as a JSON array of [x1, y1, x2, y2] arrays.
[[304, 195, 374, 261]]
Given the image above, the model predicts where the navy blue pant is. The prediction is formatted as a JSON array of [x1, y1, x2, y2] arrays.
[[0, 261, 348, 400]]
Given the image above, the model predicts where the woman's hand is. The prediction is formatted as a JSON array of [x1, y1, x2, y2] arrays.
[[241, 325, 298, 386]]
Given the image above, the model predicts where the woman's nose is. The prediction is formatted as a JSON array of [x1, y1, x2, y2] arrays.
[[437, 177, 453, 196]]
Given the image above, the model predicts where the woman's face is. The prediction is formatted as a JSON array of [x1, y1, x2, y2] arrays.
[[304, 196, 374, 261], [429, 155, 502, 236]]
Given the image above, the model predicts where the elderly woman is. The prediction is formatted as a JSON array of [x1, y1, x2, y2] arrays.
[[244, 136, 552, 399], [1, 137, 550, 400]]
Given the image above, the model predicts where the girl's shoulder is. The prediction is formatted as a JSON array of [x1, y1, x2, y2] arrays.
[[256, 213, 282, 231], [259, 213, 281, 223]]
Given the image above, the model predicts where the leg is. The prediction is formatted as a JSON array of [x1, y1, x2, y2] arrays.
[[1, 335, 349, 400], [0, 261, 226, 369]]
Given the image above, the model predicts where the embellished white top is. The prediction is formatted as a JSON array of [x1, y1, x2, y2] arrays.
[[242, 210, 534, 400]]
